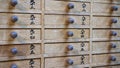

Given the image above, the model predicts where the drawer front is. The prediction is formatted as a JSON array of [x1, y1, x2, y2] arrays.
[[93, 16, 120, 28], [45, 55, 89, 68], [93, 3, 120, 14], [0, 13, 41, 28], [0, 44, 41, 57], [93, 65, 120, 68], [0, 59, 40, 68], [0, 29, 41, 44], [92, 41, 120, 53], [45, 42, 90, 56], [45, 0, 90, 14], [0, 0, 41, 13], [92, 54, 120, 66], [45, 29, 90, 42], [45, 15, 90, 28], [93, 29, 120, 40], [94, 0, 119, 3], [47, 0, 91, 2]]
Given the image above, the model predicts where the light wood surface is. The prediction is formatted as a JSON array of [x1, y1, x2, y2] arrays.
[[0, 0, 120, 68], [0, 59, 41, 68], [92, 41, 120, 54], [94, 0, 120, 3], [0, 29, 41, 44], [45, 0, 91, 14], [45, 15, 90, 28], [93, 3, 120, 14], [0, 0, 41, 13], [93, 29, 120, 40], [45, 42, 90, 57], [45, 29, 90, 42], [93, 16, 120, 28], [92, 53, 120, 66], [0, 44, 41, 57], [45, 55, 89, 68], [0, 13, 41, 28], [93, 65, 120, 68]]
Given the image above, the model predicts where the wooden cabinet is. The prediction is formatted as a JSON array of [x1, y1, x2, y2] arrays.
[[0, 0, 120, 68]]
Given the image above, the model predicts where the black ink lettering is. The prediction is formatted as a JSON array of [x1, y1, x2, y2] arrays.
[[30, 0, 35, 9], [30, 29, 35, 35], [30, 36, 35, 39]]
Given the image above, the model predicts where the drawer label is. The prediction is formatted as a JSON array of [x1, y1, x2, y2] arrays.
[[29, 59, 35, 68], [30, 0, 36, 9], [30, 44, 35, 55], [30, 29, 36, 39], [30, 14, 36, 25]]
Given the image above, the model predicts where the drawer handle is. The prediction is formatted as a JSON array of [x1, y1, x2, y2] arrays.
[[67, 59, 74, 65], [10, 32, 18, 38], [68, 18, 74, 24], [11, 15, 18, 22], [11, 0, 18, 6], [110, 56, 116, 61], [112, 18, 118, 23], [11, 48, 18, 54], [67, 31, 74, 37], [11, 64, 18, 68], [110, 43, 117, 48], [112, 6, 118, 11], [110, 31, 117, 36], [68, 3, 74, 9], [67, 45, 74, 50]]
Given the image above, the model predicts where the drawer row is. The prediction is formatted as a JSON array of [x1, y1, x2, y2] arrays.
[[0, 14, 120, 28], [0, 0, 120, 15], [0, 29, 119, 43], [0, 41, 120, 58], [45, 54, 120, 68], [1, 53, 120, 68]]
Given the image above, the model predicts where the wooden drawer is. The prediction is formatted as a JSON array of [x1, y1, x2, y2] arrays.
[[0, 29, 41, 44], [45, 55, 90, 68], [0, 0, 41, 13], [0, 44, 41, 57], [93, 3, 120, 15], [92, 53, 120, 66], [45, 42, 90, 57], [45, 15, 90, 28], [47, 0, 91, 2], [45, 29, 90, 42], [93, 16, 120, 28], [0, 13, 41, 28], [93, 65, 120, 68], [0, 59, 40, 68], [45, 0, 90, 14], [94, 0, 119, 3], [93, 29, 120, 41], [92, 41, 120, 54]]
